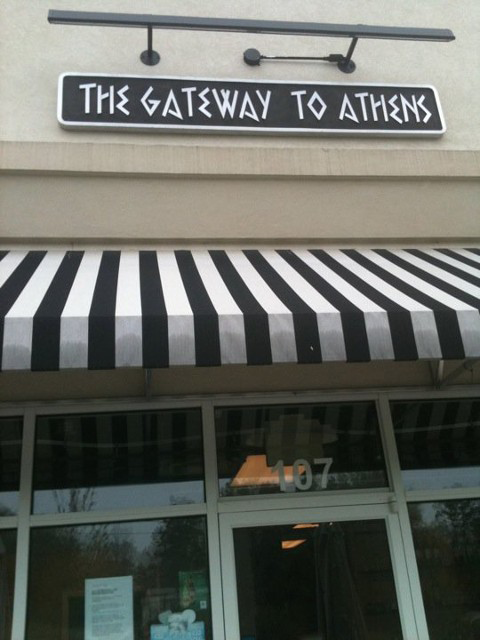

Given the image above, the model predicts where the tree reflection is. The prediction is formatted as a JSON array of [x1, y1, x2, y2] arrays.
[[409, 500, 480, 640]]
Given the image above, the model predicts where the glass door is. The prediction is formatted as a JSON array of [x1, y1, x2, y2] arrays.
[[220, 504, 419, 640]]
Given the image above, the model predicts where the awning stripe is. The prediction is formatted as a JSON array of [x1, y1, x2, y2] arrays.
[[411, 249, 480, 285], [245, 250, 322, 364], [209, 250, 272, 366], [345, 249, 465, 359], [0, 247, 479, 371], [175, 250, 222, 367], [32, 251, 84, 371], [88, 251, 120, 370], [139, 251, 169, 369]]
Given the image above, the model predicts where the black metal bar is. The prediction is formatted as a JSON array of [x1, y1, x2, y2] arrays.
[[343, 37, 359, 65], [337, 36, 358, 73], [48, 10, 455, 42]]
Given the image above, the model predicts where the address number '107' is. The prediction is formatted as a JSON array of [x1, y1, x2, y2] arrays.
[[271, 458, 333, 492]]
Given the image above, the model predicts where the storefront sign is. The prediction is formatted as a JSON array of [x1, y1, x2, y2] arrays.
[[58, 73, 445, 137], [85, 575, 134, 640]]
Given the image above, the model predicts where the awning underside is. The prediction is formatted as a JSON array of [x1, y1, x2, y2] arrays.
[[1, 247, 479, 372]]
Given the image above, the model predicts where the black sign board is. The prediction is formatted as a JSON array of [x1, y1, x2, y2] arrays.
[[58, 73, 445, 137]]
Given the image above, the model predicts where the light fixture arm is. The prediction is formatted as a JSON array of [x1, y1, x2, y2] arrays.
[[48, 10, 455, 71]]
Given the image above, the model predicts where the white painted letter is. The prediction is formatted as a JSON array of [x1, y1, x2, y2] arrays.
[[162, 90, 183, 120], [212, 89, 239, 118], [307, 92, 327, 120], [417, 95, 432, 123], [291, 90, 307, 119], [181, 87, 197, 117], [116, 85, 130, 116], [239, 92, 259, 122], [97, 85, 114, 114], [79, 83, 96, 114], [141, 86, 161, 117], [198, 88, 212, 118], [354, 92, 369, 121], [388, 94, 403, 123], [256, 90, 272, 120], [339, 94, 359, 123]]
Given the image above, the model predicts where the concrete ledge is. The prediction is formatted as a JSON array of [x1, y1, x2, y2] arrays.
[[1, 141, 480, 179]]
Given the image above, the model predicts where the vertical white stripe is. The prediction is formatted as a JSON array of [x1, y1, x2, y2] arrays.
[[0, 251, 28, 288], [60, 251, 103, 369], [156, 251, 195, 366], [226, 251, 297, 363], [115, 252, 143, 367], [191, 251, 247, 365], [3, 252, 65, 370]]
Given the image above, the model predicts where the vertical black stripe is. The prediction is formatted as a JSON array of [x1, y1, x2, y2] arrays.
[[281, 250, 370, 362], [0, 252, 46, 371], [139, 251, 169, 368], [175, 251, 221, 366], [88, 251, 120, 370], [31, 251, 84, 371], [244, 250, 322, 363], [407, 249, 480, 288], [210, 251, 272, 365], [346, 250, 465, 360], [310, 250, 418, 361]]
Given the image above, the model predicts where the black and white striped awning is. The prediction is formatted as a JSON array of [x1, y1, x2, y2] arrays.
[[1, 247, 479, 371]]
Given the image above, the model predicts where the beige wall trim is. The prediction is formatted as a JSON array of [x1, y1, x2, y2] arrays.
[[1, 141, 480, 179]]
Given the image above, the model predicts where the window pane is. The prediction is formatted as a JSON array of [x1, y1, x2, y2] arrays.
[[0, 530, 17, 638], [409, 500, 480, 640], [27, 517, 212, 640], [234, 520, 402, 640], [391, 399, 480, 490], [0, 417, 22, 516], [216, 402, 388, 497], [33, 409, 205, 513]]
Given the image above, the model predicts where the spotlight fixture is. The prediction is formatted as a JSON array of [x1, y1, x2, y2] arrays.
[[48, 10, 455, 72]]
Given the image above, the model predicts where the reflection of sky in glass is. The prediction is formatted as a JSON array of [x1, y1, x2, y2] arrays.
[[402, 466, 480, 491], [0, 492, 18, 516], [33, 481, 204, 514]]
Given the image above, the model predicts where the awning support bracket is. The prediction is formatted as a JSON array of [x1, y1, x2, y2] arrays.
[[435, 358, 479, 389]]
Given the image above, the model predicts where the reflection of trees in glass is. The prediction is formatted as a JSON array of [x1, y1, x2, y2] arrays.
[[409, 500, 480, 640], [53, 487, 96, 513]]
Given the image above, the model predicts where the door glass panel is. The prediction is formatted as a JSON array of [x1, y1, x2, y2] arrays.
[[27, 516, 212, 639], [0, 530, 17, 639], [409, 499, 480, 640], [33, 408, 205, 513], [391, 398, 480, 490], [216, 402, 388, 497], [0, 417, 22, 515], [233, 519, 402, 640]]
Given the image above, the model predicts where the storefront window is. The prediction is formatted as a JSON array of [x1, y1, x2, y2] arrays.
[[234, 519, 402, 640], [26, 516, 212, 640], [409, 500, 480, 640], [0, 417, 22, 516], [0, 530, 17, 639], [391, 399, 480, 491], [216, 402, 388, 497], [33, 409, 205, 513]]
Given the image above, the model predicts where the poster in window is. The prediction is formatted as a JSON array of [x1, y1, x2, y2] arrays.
[[84, 575, 134, 640]]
